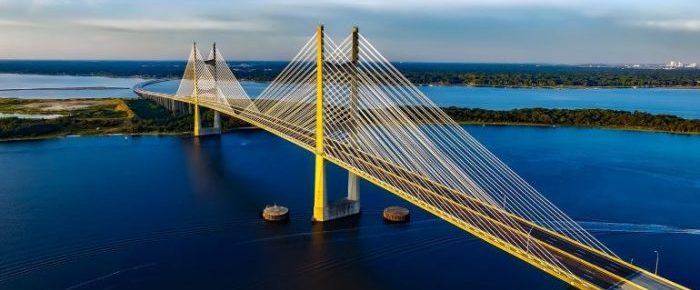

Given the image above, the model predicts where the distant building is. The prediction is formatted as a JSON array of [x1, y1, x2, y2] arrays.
[[664, 61, 697, 69]]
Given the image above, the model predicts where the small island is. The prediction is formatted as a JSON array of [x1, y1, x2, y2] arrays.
[[1, 98, 698, 141]]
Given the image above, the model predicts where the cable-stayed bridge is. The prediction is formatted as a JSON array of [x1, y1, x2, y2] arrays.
[[133, 26, 687, 290]]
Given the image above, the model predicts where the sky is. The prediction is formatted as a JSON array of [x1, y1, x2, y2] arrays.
[[0, 0, 699, 63]]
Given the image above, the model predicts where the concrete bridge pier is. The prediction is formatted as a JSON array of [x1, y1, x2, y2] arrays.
[[213, 111, 221, 131], [312, 169, 361, 223], [193, 106, 222, 137]]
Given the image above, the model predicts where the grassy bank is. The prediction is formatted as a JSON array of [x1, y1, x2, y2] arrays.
[[0, 98, 249, 141]]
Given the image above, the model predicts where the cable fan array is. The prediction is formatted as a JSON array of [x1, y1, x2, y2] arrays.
[[176, 44, 257, 115], [171, 31, 633, 288]]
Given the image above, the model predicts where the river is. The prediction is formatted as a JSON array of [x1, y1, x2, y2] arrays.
[[0, 73, 698, 289], [0, 126, 698, 289], [1, 74, 699, 119]]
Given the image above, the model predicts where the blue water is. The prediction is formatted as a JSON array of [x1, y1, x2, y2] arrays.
[[2, 73, 699, 119], [145, 80, 700, 119], [144, 79, 268, 98], [0, 126, 698, 289], [0, 74, 144, 99], [420, 86, 700, 119]]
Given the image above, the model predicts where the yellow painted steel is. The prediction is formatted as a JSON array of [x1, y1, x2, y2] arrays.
[[192, 42, 201, 137], [312, 25, 326, 222]]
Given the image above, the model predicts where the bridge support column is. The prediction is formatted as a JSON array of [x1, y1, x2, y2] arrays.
[[312, 25, 328, 222], [213, 111, 221, 131], [193, 106, 202, 136], [312, 25, 360, 222], [193, 42, 202, 137], [348, 173, 359, 201], [191, 42, 221, 137], [193, 107, 222, 136], [346, 26, 361, 208], [312, 155, 327, 221]]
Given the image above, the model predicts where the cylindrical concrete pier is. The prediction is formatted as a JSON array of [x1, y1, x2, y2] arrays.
[[262, 205, 289, 222], [383, 206, 410, 223]]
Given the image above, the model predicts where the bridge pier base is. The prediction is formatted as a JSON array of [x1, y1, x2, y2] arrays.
[[312, 159, 361, 223], [193, 107, 222, 137]]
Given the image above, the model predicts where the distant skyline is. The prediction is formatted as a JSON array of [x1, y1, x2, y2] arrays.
[[0, 0, 699, 63]]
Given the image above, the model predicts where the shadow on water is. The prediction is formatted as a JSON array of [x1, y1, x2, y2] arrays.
[[250, 215, 393, 290], [180, 135, 273, 217]]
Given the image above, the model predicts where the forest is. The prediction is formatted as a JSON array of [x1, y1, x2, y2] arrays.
[[2, 60, 700, 88]]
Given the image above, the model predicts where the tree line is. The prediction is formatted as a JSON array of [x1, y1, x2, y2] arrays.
[[442, 107, 700, 133], [3, 61, 700, 88]]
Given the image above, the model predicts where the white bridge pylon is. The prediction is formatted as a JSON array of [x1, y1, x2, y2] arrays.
[[150, 25, 688, 290], [176, 43, 258, 115]]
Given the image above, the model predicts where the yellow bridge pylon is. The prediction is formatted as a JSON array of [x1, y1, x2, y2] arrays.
[[313, 25, 361, 222]]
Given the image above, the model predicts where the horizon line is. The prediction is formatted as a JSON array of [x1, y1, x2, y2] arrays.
[[0, 59, 675, 66]]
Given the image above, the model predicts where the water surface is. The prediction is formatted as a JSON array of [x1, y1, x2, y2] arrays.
[[0, 126, 697, 289], [147, 79, 700, 119], [2, 74, 699, 119], [0, 74, 144, 99], [420, 86, 700, 119]]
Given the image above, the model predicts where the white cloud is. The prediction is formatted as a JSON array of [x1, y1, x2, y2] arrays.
[[30, 0, 103, 6], [74, 18, 270, 32], [0, 19, 38, 27], [637, 20, 700, 32]]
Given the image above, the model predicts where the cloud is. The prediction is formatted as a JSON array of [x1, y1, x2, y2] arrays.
[[74, 18, 271, 32], [0, 19, 38, 27], [29, 0, 103, 6], [636, 19, 700, 32]]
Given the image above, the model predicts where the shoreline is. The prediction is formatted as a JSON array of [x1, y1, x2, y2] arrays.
[[0, 86, 131, 91], [1, 98, 698, 142], [0, 126, 261, 142], [3, 72, 700, 90], [456, 121, 700, 136], [418, 83, 700, 90], [2, 122, 697, 143]]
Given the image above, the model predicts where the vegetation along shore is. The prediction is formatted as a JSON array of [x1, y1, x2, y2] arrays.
[[1, 98, 698, 141], [3, 60, 700, 88]]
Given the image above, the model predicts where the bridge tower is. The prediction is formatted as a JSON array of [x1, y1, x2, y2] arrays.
[[209, 43, 222, 133], [347, 26, 360, 206], [312, 25, 361, 222], [193, 42, 201, 137], [192, 42, 222, 137]]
